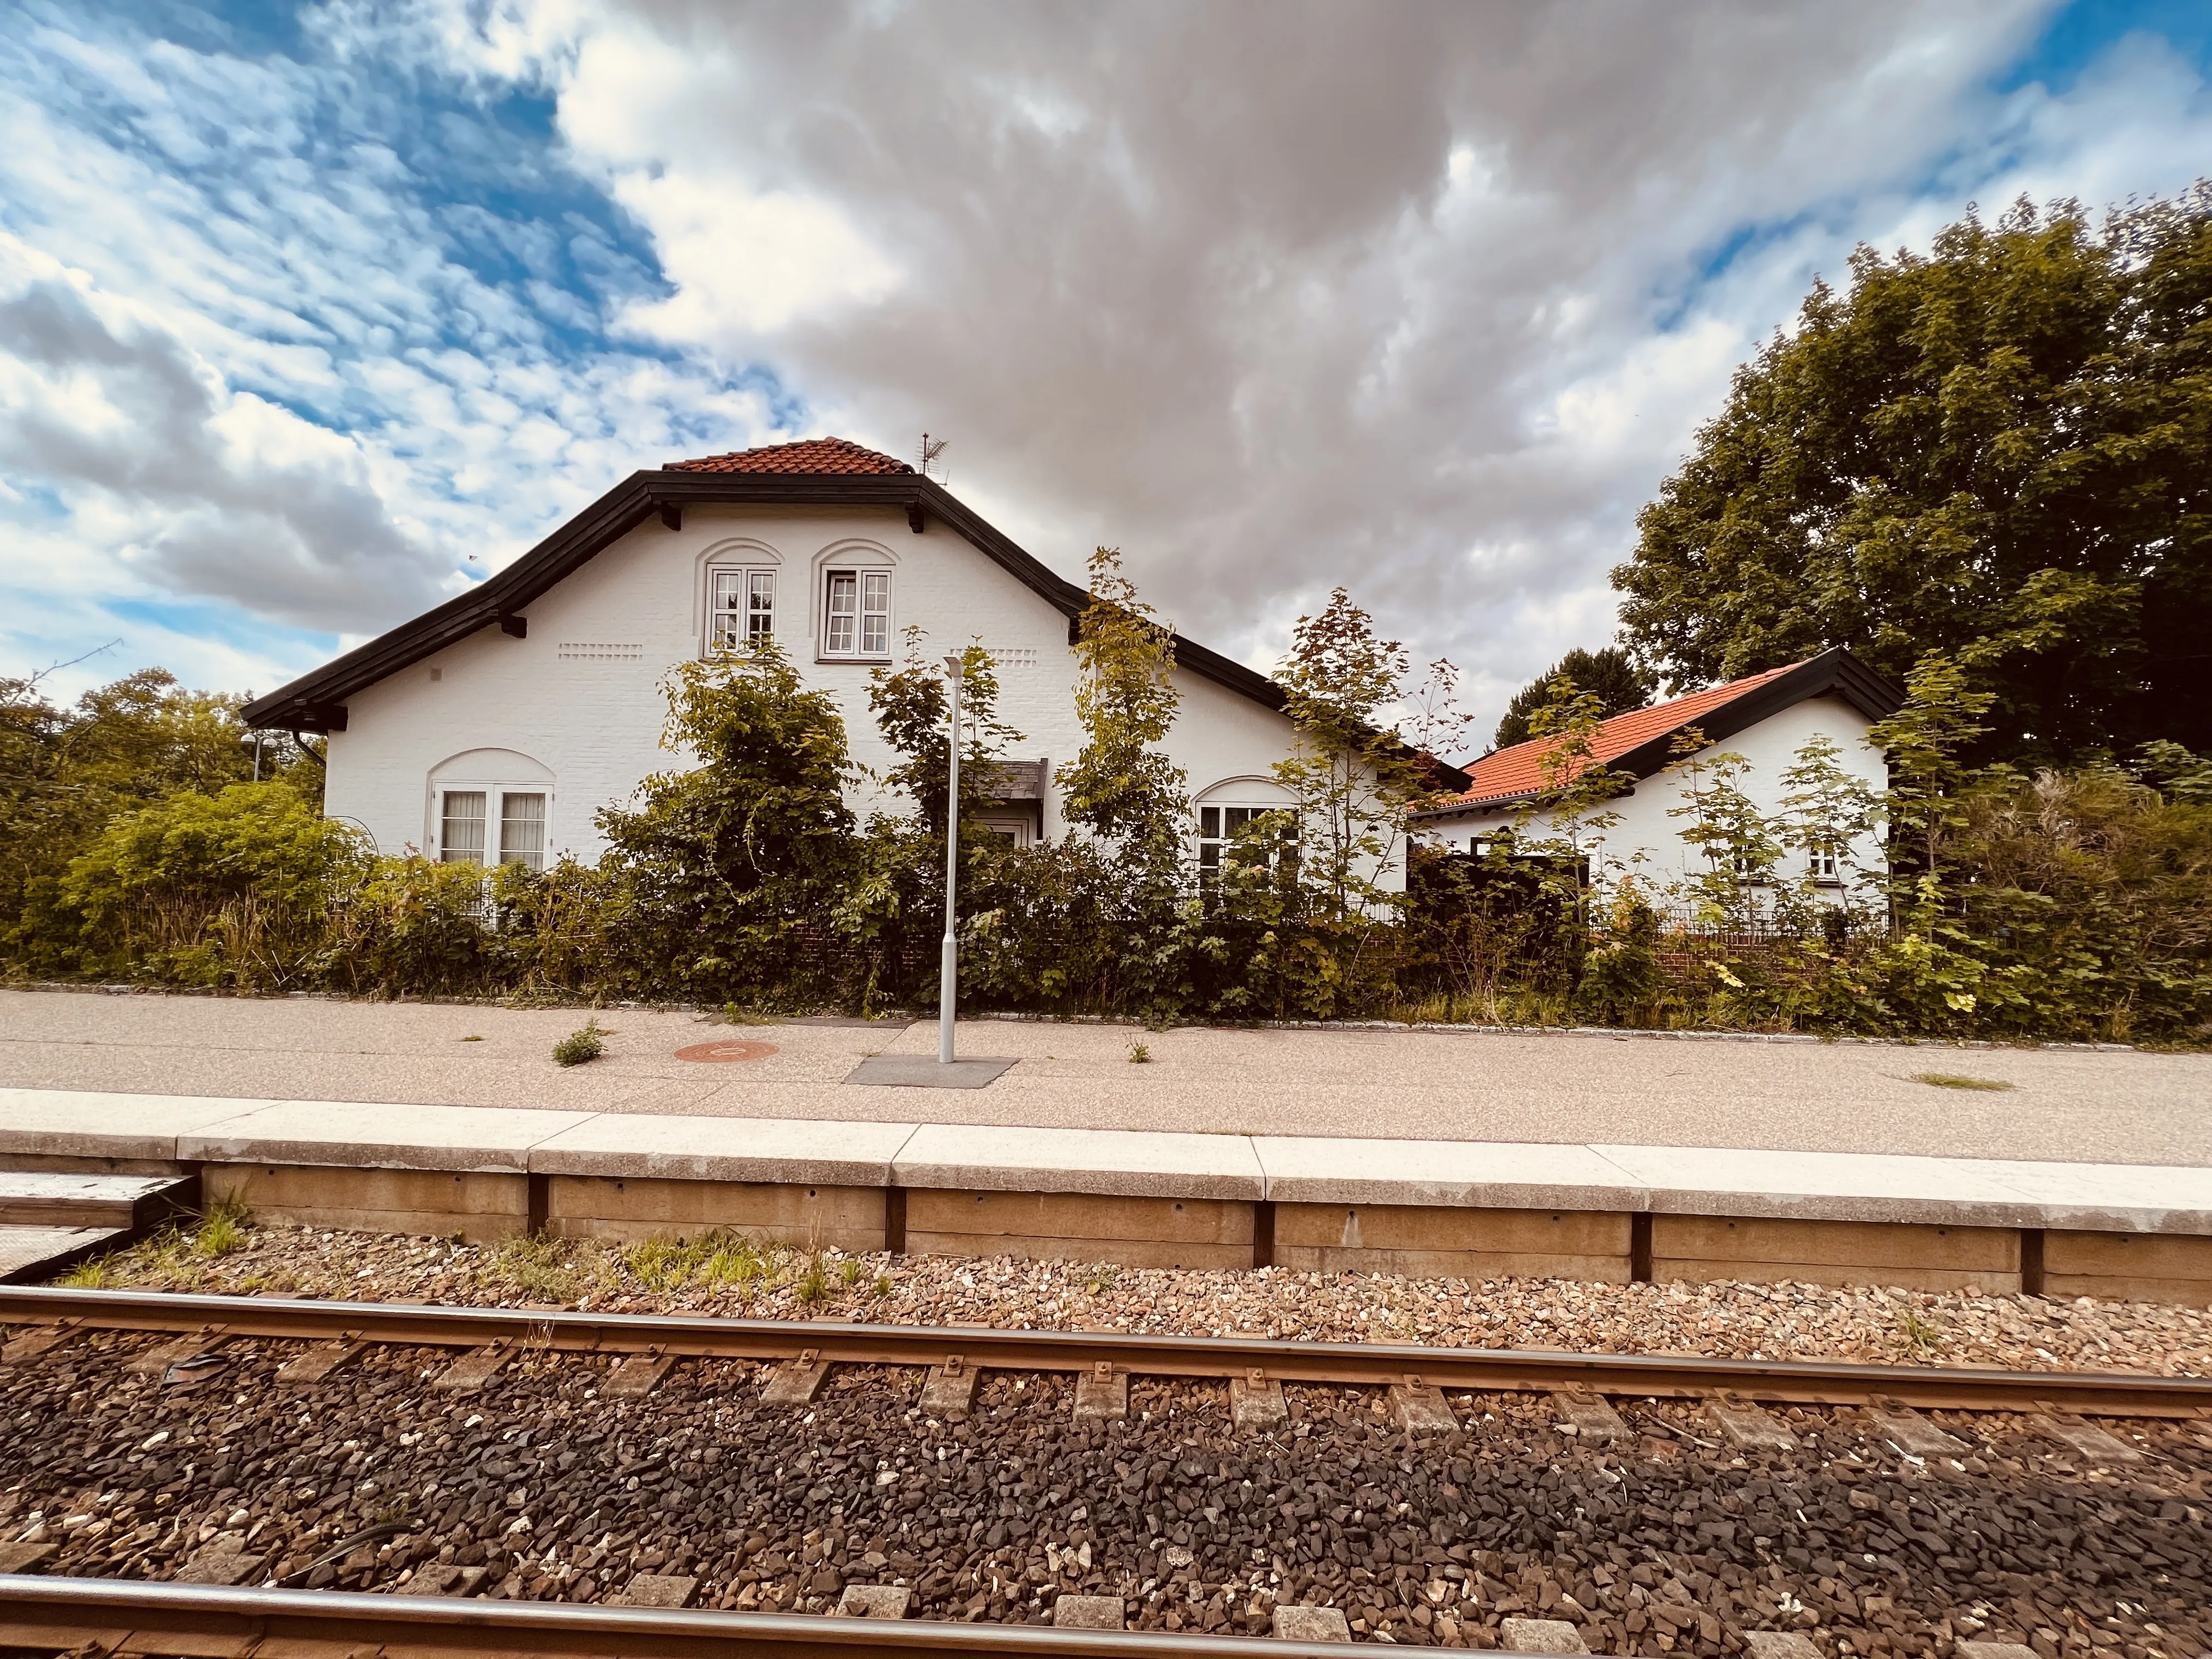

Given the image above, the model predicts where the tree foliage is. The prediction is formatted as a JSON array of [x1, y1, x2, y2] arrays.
[[1616, 187, 2212, 766], [1493, 647, 1652, 750], [2, 667, 317, 953], [594, 642, 861, 1005]]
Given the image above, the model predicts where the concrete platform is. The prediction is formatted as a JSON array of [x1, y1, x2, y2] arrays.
[[4, 1085, 2211, 1301], [7, 989, 2212, 1165]]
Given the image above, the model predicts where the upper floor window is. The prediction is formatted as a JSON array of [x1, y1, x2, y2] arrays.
[[1807, 848, 1841, 885], [709, 568, 775, 651], [823, 568, 891, 658]]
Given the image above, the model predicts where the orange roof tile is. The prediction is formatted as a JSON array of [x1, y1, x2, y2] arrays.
[[665, 437, 914, 475], [1444, 661, 1805, 809]]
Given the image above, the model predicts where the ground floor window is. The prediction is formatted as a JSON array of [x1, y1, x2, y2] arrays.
[[436, 787, 548, 870], [1198, 804, 1297, 877], [438, 791, 486, 864]]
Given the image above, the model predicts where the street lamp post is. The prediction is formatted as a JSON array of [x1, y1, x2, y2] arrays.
[[939, 653, 962, 1065]]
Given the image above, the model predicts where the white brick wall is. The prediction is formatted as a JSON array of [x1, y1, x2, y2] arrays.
[[323, 503, 1326, 870]]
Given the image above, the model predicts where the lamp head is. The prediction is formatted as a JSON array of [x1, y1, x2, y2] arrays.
[[943, 653, 963, 680]]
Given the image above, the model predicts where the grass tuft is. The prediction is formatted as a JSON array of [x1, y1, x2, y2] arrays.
[[793, 1255, 830, 1307], [191, 1192, 253, 1258], [1127, 1042, 1151, 1064], [552, 1018, 607, 1067], [1913, 1072, 2015, 1091], [56, 1255, 116, 1289]]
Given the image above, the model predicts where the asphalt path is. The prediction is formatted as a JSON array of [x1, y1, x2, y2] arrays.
[[2, 988, 2206, 1165]]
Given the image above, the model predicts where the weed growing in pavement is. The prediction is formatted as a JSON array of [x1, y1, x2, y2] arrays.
[[872, 1273, 893, 1297], [552, 1018, 607, 1066], [839, 1256, 865, 1288], [1913, 1071, 2015, 1091], [720, 1003, 775, 1025], [1085, 1263, 1120, 1295], [1127, 1042, 1150, 1063]]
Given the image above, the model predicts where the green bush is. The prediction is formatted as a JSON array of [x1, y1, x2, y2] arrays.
[[23, 782, 366, 988]]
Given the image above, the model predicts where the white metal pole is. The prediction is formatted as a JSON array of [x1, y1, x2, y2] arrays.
[[939, 654, 963, 1064]]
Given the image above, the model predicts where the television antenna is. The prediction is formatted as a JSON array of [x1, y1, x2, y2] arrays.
[[919, 432, 950, 483]]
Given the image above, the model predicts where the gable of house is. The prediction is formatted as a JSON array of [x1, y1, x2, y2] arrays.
[[241, 437, 1286, 737]]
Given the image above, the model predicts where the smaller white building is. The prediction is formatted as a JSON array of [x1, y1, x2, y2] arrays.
[[1413, 650, 1902, 903]]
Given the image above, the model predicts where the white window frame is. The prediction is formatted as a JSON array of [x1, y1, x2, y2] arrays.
[[1807, 847, 1842, 885], [706, 566, 776, 653], [821, 567, 893, 660], [1197, 803, 1299, 877], [432, 785, 551, 871]]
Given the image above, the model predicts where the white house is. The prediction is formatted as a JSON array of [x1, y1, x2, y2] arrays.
[[1411, 650, 1903, 902], [243, 437, 1404, 874]]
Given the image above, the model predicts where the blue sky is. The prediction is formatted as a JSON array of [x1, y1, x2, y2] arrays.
[[2, 1, 2207, 736]]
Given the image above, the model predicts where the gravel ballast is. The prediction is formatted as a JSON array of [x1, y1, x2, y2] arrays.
[[10, 1220, 2210, 1655], [56, 1221, 2212, 1379], [1, 1329, 2205, 1656]]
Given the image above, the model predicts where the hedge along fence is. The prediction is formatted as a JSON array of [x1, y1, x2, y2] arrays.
[[5, 608, 2210, 1042]]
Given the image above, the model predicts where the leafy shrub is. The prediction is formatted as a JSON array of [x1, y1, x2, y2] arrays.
[[24, 782, 366, 987], [552, 1018, 606, 1066]]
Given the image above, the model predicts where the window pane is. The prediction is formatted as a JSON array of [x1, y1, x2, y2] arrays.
[[710, 569, 744, 647], [1200, 806, 1220, 839], [860, 571, 890, 654], [826, 572, 856, 653], [440, 791, 486, 864], [500, 793, 546, 868], [747, 571, 774, 641]]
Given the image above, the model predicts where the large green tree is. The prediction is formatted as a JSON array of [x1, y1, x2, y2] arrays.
[[1615, 188, 2212, 766]]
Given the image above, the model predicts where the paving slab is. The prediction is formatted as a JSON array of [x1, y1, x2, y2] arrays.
[[178, 1101, 592, 1172], [1978, 1159, 2212, 1234], [529, 1114, 917, 1185], [1253, 1136, 1645, 1209], [893, 1122, 1265, 1199], [845, 1055, 1017, 1089], [1591, 1143, 2056, 1228], [0, 1088, 253, 1161]]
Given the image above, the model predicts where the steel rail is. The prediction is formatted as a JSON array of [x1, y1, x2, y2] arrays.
[[2, 1285, 2206, 1417], [0, 1574, 1341, 1659]]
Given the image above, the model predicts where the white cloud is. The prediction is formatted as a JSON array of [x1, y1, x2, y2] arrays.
[[3, 0, 2207, 753]]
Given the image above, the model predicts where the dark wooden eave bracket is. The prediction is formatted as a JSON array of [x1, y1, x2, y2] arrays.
[[906, 500, 926, 534], [659, 501, 681, 532], [498, 614, 527, 639]]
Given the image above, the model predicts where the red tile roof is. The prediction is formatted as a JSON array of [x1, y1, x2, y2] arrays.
[[665, 437, 914, 475], [1442, 660, 1806, 809]]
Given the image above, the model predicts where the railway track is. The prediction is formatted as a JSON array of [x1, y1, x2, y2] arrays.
[[0, 1286, 2205, 1656], [3, 1284, 2208, 1416]]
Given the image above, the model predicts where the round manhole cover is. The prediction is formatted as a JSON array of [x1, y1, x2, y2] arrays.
[[674, 1040, 780, 1063]]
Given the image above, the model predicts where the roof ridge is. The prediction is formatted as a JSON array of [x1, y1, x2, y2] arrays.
[[666, 436, 915, 475], [1440, 656, 1817, 809]]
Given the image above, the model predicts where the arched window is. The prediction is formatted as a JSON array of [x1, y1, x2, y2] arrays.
[[1193, 777, 1300, 878], [698, 538, 784, 656], [427, 749, 557, 870], [812, 539, 898, 662]]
